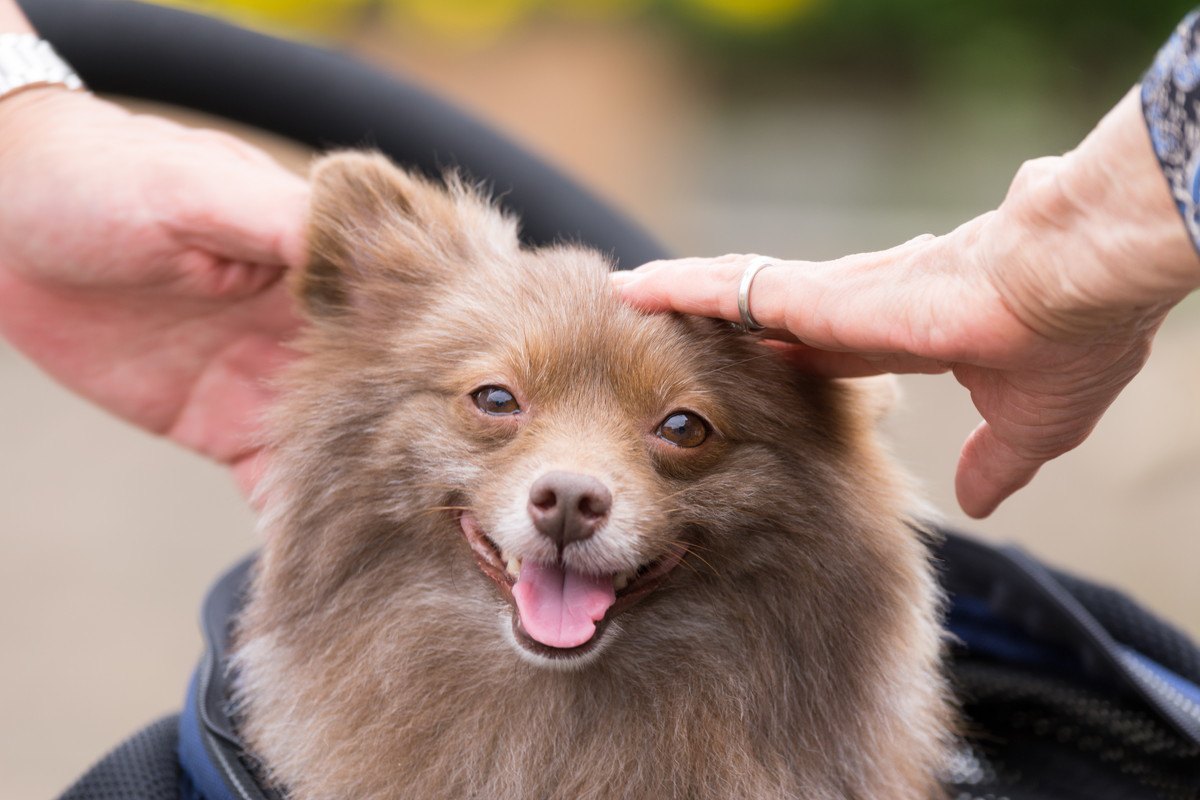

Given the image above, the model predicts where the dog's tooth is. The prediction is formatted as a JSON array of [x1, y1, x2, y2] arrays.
[[506, 557, 522, 578], [614, 572, 631, 591]]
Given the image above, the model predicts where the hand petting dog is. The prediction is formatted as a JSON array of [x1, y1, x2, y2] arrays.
[[615, 88, 1200, 519], [0, 88, 309, 495], [0, 50, 1195, 524]]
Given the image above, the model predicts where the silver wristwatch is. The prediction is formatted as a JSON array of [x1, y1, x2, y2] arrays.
[[0, 33, 84, 101]]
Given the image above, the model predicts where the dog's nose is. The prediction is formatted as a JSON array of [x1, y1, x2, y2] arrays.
[[528, 471, 611, 549]]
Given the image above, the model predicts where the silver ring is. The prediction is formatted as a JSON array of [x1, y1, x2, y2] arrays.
[[736, 256, 773, 333]]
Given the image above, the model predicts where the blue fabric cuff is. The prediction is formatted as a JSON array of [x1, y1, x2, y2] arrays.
[[1142, 10, 1200, 255]]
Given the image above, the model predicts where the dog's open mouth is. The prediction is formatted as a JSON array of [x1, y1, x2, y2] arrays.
[[459, 512, 685, 658]]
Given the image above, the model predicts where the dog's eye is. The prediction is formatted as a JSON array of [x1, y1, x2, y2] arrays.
[[657, 411, 708, 448], [472, 386, 521, 415]]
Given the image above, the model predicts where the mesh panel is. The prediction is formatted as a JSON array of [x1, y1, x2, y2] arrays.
[[58, 715, 181, 800], [1052, 568, 1200, 686], [946, 659, 1200, 800]]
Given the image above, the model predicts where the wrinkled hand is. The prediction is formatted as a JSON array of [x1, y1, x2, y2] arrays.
[[613, 89, 1200, 518], [0, 89, 309, 495]]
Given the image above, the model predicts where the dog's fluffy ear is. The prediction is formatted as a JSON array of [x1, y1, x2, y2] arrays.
[[297, 151, 520, 319]]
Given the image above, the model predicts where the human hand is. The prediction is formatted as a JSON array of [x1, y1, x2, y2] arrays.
[[0, 88, 309, 495], [612, 89, 1200, 518]]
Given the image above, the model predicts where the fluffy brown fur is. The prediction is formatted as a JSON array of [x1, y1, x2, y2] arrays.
[[233, 152, 953, 800]]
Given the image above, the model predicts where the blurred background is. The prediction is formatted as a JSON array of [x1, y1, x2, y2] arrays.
[[3, 0, 1199, 796]]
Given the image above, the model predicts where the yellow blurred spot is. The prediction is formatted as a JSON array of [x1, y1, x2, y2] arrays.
[[391, 0, 541, 42], [151, 0, 368, 34], [680, 0, 818, 29]]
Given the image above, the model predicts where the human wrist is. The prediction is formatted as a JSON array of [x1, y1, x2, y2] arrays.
[[1062, 88, 1200, 301], [0, 86, 107, 160], [0, 87, 74, 174], [0, 0, 86, 110], [986, 89, 1200, 342]]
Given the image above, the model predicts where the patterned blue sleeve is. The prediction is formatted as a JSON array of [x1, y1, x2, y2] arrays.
[[1142, 10, 1200, 253]]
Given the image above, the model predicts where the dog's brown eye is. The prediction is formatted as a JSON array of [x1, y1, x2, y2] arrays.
[[657, 412, 707, 448], [473, 386, 521, 415]]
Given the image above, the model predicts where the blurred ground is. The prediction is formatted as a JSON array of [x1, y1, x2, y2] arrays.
[[3, 16, 1200, 800]]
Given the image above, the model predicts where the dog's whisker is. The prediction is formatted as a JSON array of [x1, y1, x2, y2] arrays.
[[664, 539, 726, 578], [674, 555, 706, 578], [656, 486, 696, 504], [673, 540, 722, 559]]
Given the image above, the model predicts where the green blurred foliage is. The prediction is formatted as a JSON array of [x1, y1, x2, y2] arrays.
[[155, 0, 1198, 98], [661, 0, 1199, 101]]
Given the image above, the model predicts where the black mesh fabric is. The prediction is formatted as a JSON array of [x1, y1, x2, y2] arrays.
[[1052, 567, 1200, 686], [58, 715, 181, 800], [945, 660, 1200, 799]]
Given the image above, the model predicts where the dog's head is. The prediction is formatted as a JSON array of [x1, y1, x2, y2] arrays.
[[235, 153, 948, 799], [249, 152, 926, 673]]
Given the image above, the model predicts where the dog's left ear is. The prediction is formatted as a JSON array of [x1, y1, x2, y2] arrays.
[[297, 151, 520, 320]]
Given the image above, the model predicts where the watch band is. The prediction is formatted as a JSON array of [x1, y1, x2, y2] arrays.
[[0, 32, 84, 101]]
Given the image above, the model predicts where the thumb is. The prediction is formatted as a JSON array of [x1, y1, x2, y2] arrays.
[[167, 154, 311, 271], [955, 420, 1043, 518]]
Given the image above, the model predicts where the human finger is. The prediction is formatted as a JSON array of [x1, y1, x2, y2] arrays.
[[163, 140, 311, 271], [611, 253, 772, 323], [611, 254, 751, 320], [613, 245, 938, 356], [954, 420, 1044, 518]]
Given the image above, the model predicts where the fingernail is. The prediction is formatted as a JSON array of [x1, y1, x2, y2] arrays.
[[609, 271, 639, 287]]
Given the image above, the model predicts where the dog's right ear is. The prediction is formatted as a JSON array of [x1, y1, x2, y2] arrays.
[[297, 151, 520, 320]]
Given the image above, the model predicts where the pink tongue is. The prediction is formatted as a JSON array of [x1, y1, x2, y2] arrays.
[[512, 561, 616, 649]]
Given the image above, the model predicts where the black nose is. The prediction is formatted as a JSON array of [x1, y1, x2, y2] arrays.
[[528, 471, 611, 550]]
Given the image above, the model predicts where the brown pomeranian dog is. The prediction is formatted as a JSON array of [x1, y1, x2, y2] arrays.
[[232, 152, 953, 799]]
